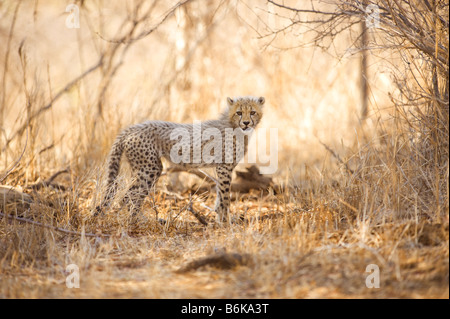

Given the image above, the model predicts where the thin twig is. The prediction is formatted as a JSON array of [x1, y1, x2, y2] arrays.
[[2, 57, 104, 152], [0, 211, 110, 238], [1, 1, 21, 128], [0, 126, 28, 183], [319, 140, 355, 175], [186, 202, 208, 226], [26, 167, 70, 191]]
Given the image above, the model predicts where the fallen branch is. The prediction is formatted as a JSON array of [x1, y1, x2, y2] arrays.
[[0, 185, 33, 213], [165, 165, 276, 194], [175, 252, 252, 273], [232, 165, 274, 193], [186, 202, 208, 226]]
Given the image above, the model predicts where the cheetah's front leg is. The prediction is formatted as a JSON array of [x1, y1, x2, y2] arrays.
[[214, 164, 234, 222]]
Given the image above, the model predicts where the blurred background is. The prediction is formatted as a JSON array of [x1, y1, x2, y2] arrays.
[[0, 0, 395, 179]]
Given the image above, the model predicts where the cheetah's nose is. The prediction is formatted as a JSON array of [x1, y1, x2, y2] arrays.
[[243, 121, 250, 126]]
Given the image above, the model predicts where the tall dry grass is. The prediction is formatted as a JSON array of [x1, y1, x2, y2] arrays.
[[0, 0, 448, 298]]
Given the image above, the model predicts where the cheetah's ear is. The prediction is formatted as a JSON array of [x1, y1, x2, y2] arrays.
[[258, 96, 265, 105], [227, 97, 234, 105]]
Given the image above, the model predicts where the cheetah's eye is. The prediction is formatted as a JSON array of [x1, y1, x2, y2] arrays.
[[236, 111, 242, 116], [250, 111, 256, 116]]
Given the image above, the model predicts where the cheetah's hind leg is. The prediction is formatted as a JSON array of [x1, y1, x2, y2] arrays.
[[124, 154, 162, 225]]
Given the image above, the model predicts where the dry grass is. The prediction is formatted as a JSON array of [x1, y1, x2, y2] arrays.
[[0, 0, 448, 299]]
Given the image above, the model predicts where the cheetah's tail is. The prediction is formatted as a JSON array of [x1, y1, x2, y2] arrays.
[[95, 133, 125, 215]]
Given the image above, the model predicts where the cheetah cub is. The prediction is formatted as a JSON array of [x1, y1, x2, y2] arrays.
[[98, 96, 265, 223]]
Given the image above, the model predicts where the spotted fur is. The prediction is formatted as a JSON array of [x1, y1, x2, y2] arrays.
[[98, 96, 265, 222]]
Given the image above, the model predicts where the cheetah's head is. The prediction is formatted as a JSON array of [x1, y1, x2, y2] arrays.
[[226, 96, 265, 132]]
